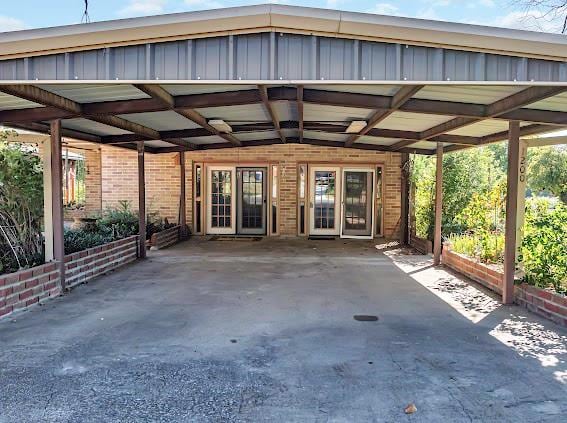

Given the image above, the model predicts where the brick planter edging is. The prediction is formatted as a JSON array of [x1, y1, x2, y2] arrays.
[[515, 283, 567, 327], [65, 235, 139, 289], [149, 225, 180, 251], [442, 246, 504, 294], [0, 262, 61, 318], [409, 233, 433, 254], [442, 243, 567, 327], [1, 235, 139, 320]]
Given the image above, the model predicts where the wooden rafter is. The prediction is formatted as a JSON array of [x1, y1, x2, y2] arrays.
[[1, 85, 566, 129], [297, 85, 304, 143], [258, 85, 286, 143], [419, 86, 567, 140], [134, 84, 241, 147], [345, 85, 424, 147]]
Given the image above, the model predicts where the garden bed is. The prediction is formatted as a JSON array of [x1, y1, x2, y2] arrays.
[[409, 233, 432, 254], [442, 243, 566, 327], [0, 236, 139, 319], [149, 225, 182, 251]]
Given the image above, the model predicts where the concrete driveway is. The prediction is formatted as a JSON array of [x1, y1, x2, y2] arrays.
[[1, 239, 566, 422]]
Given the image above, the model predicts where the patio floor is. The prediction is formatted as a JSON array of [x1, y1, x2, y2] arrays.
[[0, 238, 565, 422]]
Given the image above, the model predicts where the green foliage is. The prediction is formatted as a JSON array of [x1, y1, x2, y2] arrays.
[[448, 232, 504, 264], [521, 200, 567, 294], [96, 200, 139, 240], [0, 133, 44, 273], [528, 146, 567, 203], [63, 229, 113, 255], [411, 145, 504, 239]]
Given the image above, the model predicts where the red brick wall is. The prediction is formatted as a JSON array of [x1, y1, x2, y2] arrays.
[[0, 263, 61, 318], [65, 236, 139, 288], [1, 236, 139, 320], [442, 246, 503, 294], [442, 244, 566, 327]]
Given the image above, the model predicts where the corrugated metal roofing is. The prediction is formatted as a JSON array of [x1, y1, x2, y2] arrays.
[[39, 84, 149, 103], [0, 92, 42, 109], [118, 111, 201, 131], [376, 111, 454, 132], [413, 86, 524, 104], [62, 118, 132, 136], [197, 104, 270, 123], [525, 92, 567, 112], [162, 84, 257, 96], [304, 104, 373, 122]]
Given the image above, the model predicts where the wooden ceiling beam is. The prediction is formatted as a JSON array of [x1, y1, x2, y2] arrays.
[[345, 85, 424, 147], [297, 85, 304, 143], [258, 85, 286, 143], [419, 86, 567, 140], [134, 84, 241, 147]]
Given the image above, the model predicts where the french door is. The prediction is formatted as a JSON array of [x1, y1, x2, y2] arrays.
[[237, 168, 267, 235], [206, 166, 267, 235], [309, 166, 341, 236], [207, 166, 236, 234], [341, 169, 374, 238]]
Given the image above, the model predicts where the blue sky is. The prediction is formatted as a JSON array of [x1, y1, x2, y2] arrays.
[[0, 1, 565, 33]]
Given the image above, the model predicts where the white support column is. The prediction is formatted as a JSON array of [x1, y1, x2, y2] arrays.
[[43, 138, 54, 262]]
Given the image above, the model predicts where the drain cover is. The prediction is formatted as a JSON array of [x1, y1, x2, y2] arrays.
[[354, 315, 379, 322]]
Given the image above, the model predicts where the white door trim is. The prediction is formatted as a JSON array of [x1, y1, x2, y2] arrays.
[[340, 167, 375, 239], [206, 165, 236, 235], [309, 166, 341, 236]]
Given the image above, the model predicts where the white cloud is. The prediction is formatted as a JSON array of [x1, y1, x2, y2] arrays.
[[184, 0, 224, 9], [370, 3, 401, 16], [0, 15, 27, 32], [118, 0, 167, 17]]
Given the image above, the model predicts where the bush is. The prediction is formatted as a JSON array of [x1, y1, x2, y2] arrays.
[[448, 232, 504, 264], [96, 200, 138, 240], [64, 229, 113, 255], [0, 134, 44, 274], [521, 200, 567, 294]]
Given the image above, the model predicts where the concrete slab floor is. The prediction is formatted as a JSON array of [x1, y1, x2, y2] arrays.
[[0, 238, 566, 422]]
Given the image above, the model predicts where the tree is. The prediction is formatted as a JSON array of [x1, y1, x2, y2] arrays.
[[0, 132, 45, 273], [411, 145, 505, 239], [512, 1, 567, 33], [528, 146, 567, 203]]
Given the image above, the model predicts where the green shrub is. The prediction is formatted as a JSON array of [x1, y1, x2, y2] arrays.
[[96, 200, 138, 240], [64, 229, 113, 255], [521, 200, 567, 294], [448, 232, 504, 264]]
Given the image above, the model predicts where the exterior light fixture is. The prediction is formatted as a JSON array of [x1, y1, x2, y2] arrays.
[[208, 119, 233, 133], [345, 120, 367, 134]]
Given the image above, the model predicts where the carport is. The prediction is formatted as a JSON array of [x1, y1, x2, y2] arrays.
[[1, 4, 567, 306]]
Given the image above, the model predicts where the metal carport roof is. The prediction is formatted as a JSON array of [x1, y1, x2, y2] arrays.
[[0, 82, 565, 154]]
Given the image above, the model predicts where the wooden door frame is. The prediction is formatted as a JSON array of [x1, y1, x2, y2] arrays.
[[308, 165, 342, 236], [205, 165, 237, 235]]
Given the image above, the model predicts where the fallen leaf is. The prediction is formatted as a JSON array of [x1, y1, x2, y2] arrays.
[[404, 403, 417, 414]]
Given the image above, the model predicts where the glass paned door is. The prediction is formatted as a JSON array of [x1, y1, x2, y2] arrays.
[[309, 167, 341, 236], [341, 170, 374, 238], [207, 166, 236, 234], [237, 168, 267, 235]]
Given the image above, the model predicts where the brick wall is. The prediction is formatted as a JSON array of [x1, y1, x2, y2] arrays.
[[1, 236, 139, 319], [101, 146, 181, 222], [442, 245, 503, 294], [442, 244, 567, 327], [84, 147, 102, 215], [185, 144, 402, 237], [0, 263, 61, 318], [100, 144, 403, 238], [65, 236, 139, 289]]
